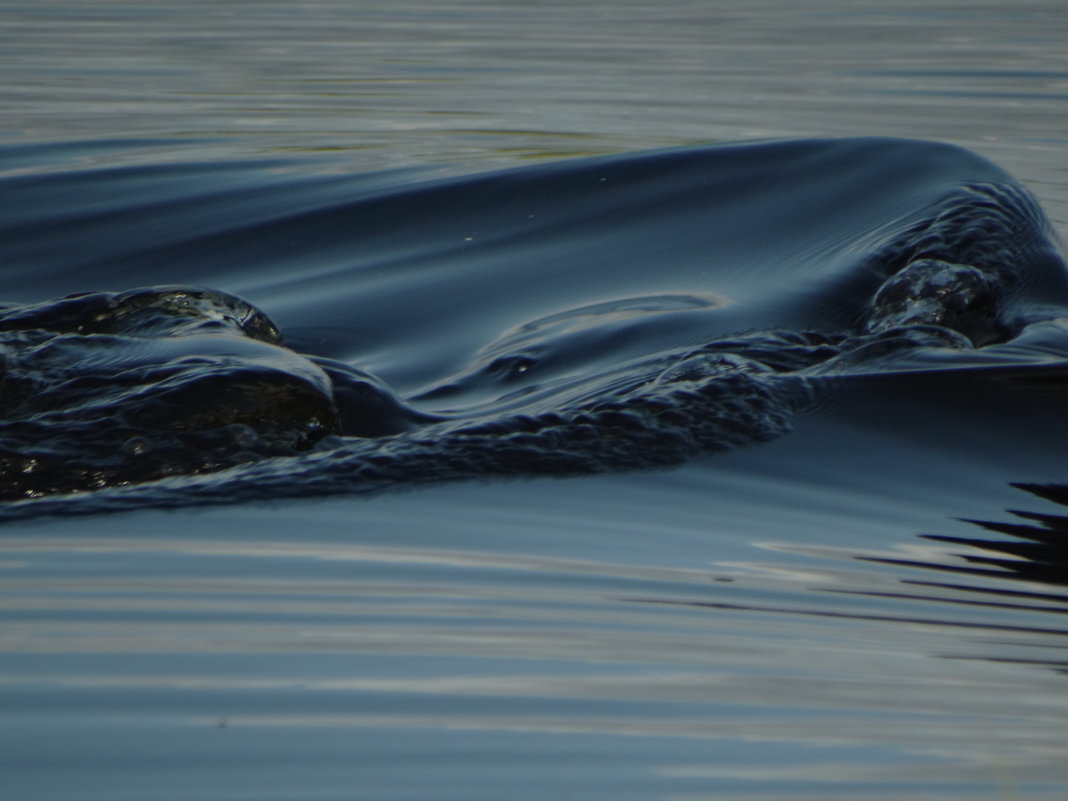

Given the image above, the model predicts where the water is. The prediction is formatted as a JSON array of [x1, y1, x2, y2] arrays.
[[3, 2, 1068, 799]]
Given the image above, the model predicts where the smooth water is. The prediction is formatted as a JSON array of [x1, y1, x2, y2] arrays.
[[3, 3, 1068, 800]]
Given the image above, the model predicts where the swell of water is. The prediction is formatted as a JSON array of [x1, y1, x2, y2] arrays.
[[2, 138, 1066, 520]]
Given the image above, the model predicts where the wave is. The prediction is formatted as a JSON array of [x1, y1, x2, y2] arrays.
[[1, 137, 1066, 519]]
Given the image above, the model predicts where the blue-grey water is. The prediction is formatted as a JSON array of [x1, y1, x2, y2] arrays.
[[3, 3, 1068, 800]]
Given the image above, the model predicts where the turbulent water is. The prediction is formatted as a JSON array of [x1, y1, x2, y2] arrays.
[[3, 138, 1066, 518], [5, 3, 1068, 801]]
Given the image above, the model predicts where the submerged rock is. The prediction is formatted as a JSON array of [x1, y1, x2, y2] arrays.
[[0, 287, 340, 499]]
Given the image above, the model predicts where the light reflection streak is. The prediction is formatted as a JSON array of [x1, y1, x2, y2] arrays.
[[0, 669, 1065, 718], [0, 535, 734, 583], [158, 712, 1068, 786]]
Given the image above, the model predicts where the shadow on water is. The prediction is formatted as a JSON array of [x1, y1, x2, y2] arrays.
[[630, 480, 1068, 677]]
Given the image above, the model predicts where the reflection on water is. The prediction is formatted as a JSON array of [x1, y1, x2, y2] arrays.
[[847, 483, 1068, 677], [921, 482, 1068, 587], [6, 468, 1068, 799], [4, 1, 1068, 222]]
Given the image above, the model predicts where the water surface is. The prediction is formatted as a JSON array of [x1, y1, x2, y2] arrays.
[[3, 3, 1068, 800]]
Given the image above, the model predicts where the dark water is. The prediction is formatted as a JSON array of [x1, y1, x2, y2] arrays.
[[1, 137, 1067, 515], [4, 3, 1068, 800]]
